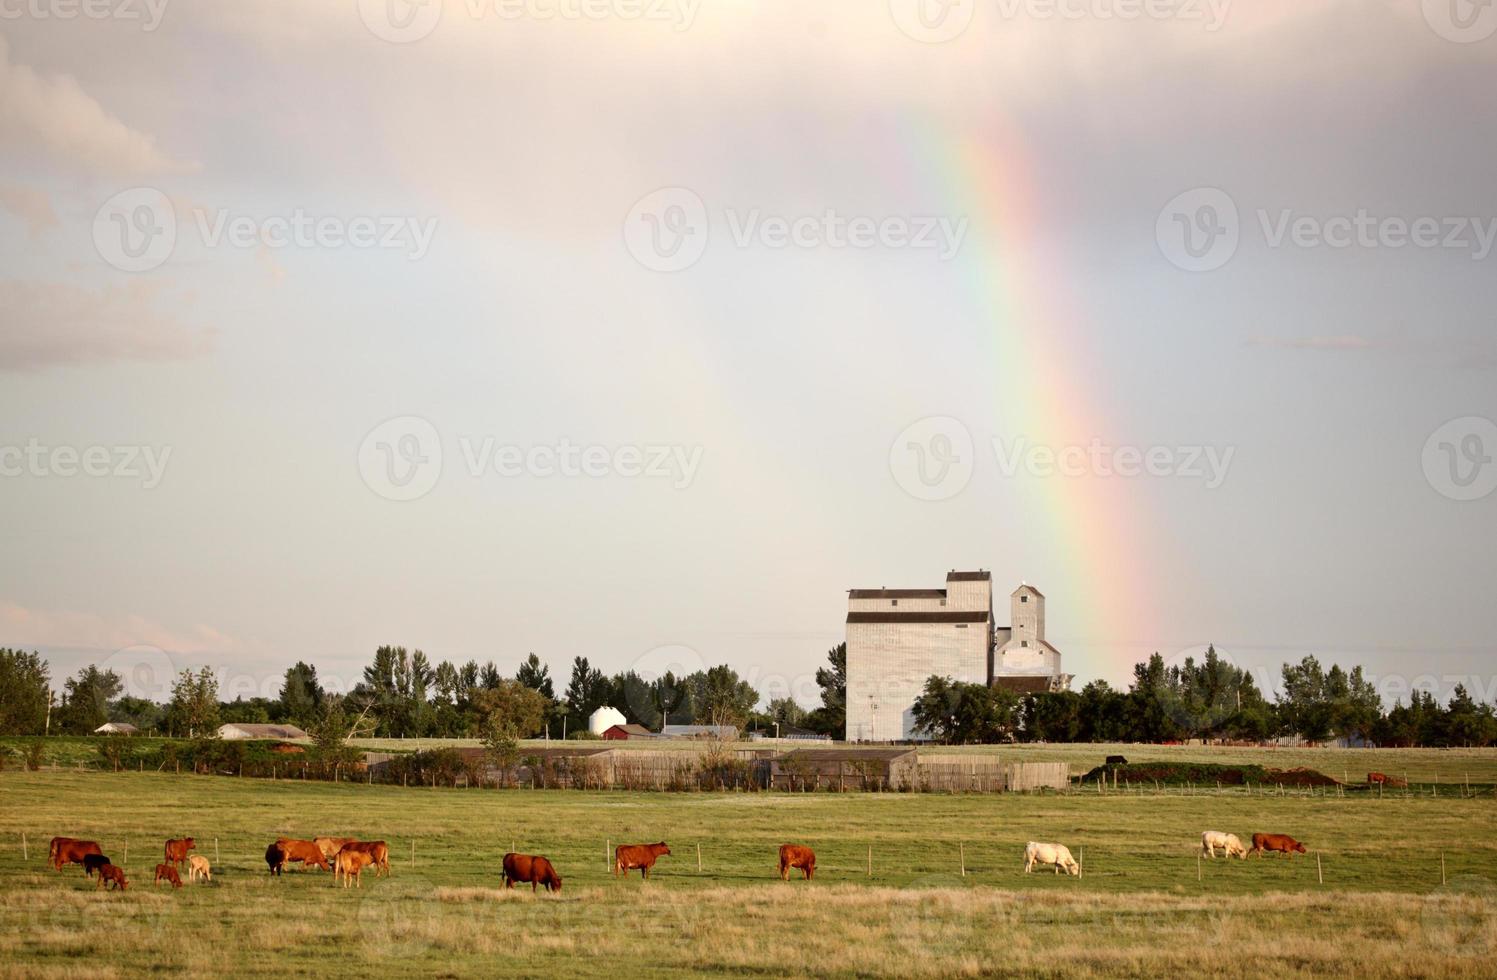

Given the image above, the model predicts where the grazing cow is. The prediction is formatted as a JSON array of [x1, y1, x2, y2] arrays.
[[1250, 833, 1307, 858], [1367, 772, 1407, 788], [187, 855, 212, 883], [83, 854, 112, 878], [1105, 755, 1128, 767], [314, 837, 356, 862], [334, 849, 374, 888], [274, 838, 331, 871], [164, 837, 195, 870], [265, 843, 286, 876], [154, 863, 183, 888], [1201, 831, 1248, 860], [52, 839, 103, 873], [502, 853, 562, 893], [1024, 841, 1080, 876], [614, 842, 671, 879], [338, 841, 390, 878], [96, 864, 128, 891], [778, 844, 816, 881]]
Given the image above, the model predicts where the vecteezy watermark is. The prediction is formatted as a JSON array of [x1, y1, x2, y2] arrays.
[[1422, 0, 1497, 44], [357, 417, 704, 501], [1423, 416, 1497, 502], [994, 436, 1235, 488], [1157, 187, 1497, 272], [888, 0, 976, 43], [0, 439, 171, 488], [92, 187, 439, 272], [889, 416, 976, 502], [888, 0, 1230, 43], [1422, 876, 1497, 955], [622, 187, 968, 272], [0, 0, 168, 30], [358, 0, 701, 44]]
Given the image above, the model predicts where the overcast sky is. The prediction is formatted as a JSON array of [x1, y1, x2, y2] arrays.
[[2, 0, 1494, 710]]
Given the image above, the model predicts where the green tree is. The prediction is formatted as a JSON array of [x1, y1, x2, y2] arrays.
[[471, 680, 549, 738], [0, 649, 49, 735], [56, 665, 122, 734], [807, 643, 846, 736], [687, 665, 759, 729], [767, 697, 806, 730], [516, 653, 555, 700], [278, 661, 325, 729], [166, 667, 220, 737], [563, 656, 609, 730]]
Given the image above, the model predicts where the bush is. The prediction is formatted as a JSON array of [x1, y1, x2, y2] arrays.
[[97, 739, 125, 772], [24, 741, 45, 771]]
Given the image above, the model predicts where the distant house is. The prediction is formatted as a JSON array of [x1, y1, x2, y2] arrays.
[[217, 723, 309, 741], [603, 724, 657, 741], [588, 706, 627, 735], [661, 724, 739, 741], [94, 722, 139, 735]]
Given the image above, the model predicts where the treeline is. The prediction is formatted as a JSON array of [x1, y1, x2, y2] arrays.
[[0, 644, 850, 743], [913, 647, 1497, 747]]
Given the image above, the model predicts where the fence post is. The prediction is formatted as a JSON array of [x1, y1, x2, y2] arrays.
[[123, 840, 127, 868], [21, 833, 26, 861], [867, 845, 872, 878], [697, 842, 702, 873], [215, 838, 220, 865], [606, 839, 610, 872], [1442, 852, 1447, 887], [1197, 854, 1201, 882], [960, 842, 965, 878], [1079, 846, 1084, 879], [1317, 853, 1323, 885], [411, 839, 416, 868]]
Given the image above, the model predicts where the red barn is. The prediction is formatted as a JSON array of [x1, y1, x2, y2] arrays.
[[603, 724, 656, 741]]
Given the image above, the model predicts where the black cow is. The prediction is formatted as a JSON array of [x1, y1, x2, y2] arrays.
[[1105, 755, 1128, 767]]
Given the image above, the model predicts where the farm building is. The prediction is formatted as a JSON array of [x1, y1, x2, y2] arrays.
[[844, 570, 1073, 741], [93, 722, 138, 735], [769, 747, 918, 791], [588, 706, 627, 735], [662, 724, 739, 740], [603, 723, 657, 740], [217, 723, 309, 740]]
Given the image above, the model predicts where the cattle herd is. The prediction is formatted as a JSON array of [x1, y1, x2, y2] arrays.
[[44, 826, 1312, 892]]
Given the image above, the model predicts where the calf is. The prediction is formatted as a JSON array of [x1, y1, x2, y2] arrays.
[[83, 854, 112, 878], [314, 837, 356, 862], [187, 854, 212, 883], [154, 863, 183, 888], [1024, 841, 1080, 875], [265, 843, 285, 876], [778, 844, 816, 881], [1250, 833, 1307, 858], [96, 863, 128, 891], [334, 849, 374, 888], [1201, 831, 1248, 860], [337, 840, 390, 878], [614, 842, 671, 880], [503, 853, 562, 893]]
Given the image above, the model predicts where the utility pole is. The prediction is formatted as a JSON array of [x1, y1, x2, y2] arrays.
[[45, 691, 53, 736]]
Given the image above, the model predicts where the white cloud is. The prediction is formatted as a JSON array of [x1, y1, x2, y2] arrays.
[[0, 181, 57, 237], [0, 600, 235, 656], [0, 34, 194, 176], [0, 279, 212, 371]]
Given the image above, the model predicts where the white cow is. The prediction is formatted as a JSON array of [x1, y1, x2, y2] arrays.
[[1200, 831, 1247, 860], [1024, 841, 1080, 875]]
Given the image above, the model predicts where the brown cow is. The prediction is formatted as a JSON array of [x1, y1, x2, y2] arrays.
[[274, 838, 331, 871], [83, 854, 111, 878], [96, 863, 128, 891], [503, 853, 562, 893], [338, 841, 390, 878], [265, 843, 286, 876], [154, 863, 183, 888], [334, 849, 374, 888], [314, 837, 356, 862], [52, 839, 103, 873], [614, 842, 671, 879], [1250, 833, 1307, 858], [1368, 772, 1408, 788], [164, 837, 195, 869], [778, 844, 816, 881]]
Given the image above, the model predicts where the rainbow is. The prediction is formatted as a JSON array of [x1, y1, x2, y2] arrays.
[[940, 129, 1157, 680]]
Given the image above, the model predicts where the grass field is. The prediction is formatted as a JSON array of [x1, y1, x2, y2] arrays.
[[3, 766, 1497, 978]]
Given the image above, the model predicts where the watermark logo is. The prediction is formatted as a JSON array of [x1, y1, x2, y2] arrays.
[[890, 876, 981, 956], [358, 416, 444, 502], [1157, 187, 1239, 272], [623, 187, 710, 272], [458, 437, 703, 488], [890, 416, 974, 501], [1422, 0, 1497, 44], [0, 0, 170, 31], [622, 643, 707, 724], [993, 436, 1234, 488], [1423, 416, 1497, 502], [357, 0, 443, 43], [889, 0, 975, 43], [100, 645, 177, 702], [93, 187, 176, 273], [0, 438, 172, 488]]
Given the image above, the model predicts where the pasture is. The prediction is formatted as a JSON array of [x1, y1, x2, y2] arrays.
[[2, 769, 1497, 977]]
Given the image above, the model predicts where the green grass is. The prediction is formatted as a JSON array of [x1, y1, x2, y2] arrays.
[[2, 770, 1496, 977]]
